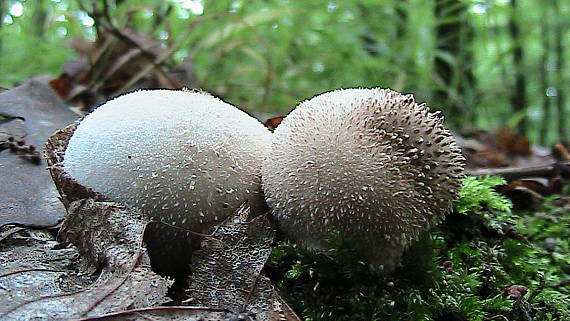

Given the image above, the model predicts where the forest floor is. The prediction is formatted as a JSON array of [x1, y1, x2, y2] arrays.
[[1, 78, 569, 321]]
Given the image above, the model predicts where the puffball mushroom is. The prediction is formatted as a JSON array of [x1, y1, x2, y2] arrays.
[[262, 88, 465, 272], [64, 89, 272, 274]]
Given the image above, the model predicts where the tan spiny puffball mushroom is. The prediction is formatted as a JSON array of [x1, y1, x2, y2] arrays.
[[262, 88, 465, 273], [64, 89, 272, 251]]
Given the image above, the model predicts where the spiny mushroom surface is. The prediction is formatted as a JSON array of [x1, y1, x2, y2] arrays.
[[64, 89, 272, 233], [262, 88, 465, 272]]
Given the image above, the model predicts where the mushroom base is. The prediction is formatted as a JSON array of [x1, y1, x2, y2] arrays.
[[278, 222, 409, 274], [143, 197, 268, 277]]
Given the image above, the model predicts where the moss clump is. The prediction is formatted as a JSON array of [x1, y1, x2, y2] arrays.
[[267, 176, 570, 321]]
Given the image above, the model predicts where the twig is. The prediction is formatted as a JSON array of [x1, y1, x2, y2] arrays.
[[114, 14, 210, 95], [0, 268, 66, 279], [98, 0, 179, 88], [103, 26, 177, 86], [79, 0, 180, 93], [0, 288, 87, 319], [72, 306, 221, 321], [466, 161, 570, 180], [0, 226, 26, 243]]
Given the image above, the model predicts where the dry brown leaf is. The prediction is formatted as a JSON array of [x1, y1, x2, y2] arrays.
[[0, 199, 172, 320], [0, 78, 78, 228], [264, 115, 286, 131], [52, 29, 197, 110], [185, 204, 300, 320]]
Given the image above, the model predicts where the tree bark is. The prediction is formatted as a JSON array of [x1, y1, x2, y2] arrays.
[[508, 0, 527, 134], [356, 3, 379, 57], [434, 0, 458, 111], [539, 2, 551, 146], [552, 0, 567, 142], [31, 0, 48, 39], [433, 0, 477, 125], [395, 1, 407, 39], [0, 1, 5, 56]]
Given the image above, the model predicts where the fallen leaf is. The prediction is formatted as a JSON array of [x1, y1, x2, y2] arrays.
[[185, 203, 300, 320], [505, 285, 528, 300], [0, 198, 172, 320], [0, 78, 78, 228], [264, 115, 286, 131]]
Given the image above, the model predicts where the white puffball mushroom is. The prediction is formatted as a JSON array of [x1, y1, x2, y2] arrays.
[[64, 89, 272, 234], [262, 88, 465, 273]]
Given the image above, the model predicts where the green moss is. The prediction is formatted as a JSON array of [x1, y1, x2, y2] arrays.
[[455, 176, 512, 215], [268, 176, 570, 321]]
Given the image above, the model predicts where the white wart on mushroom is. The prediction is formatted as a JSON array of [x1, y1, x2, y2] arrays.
[[262, 88, 465, 272]]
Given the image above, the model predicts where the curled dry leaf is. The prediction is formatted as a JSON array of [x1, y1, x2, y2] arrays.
[[0, 199, 171, 320], [500, 179, 549, 210], [461, 128, 534, 168], [186, 203, 300, 321], [0, 228, 90, 319], [264, 115, 286, 131], [0, 199, 172, 320], [44, 122, 107, 208], [505, 285, 529, 300], [56, 198, 172, 316]]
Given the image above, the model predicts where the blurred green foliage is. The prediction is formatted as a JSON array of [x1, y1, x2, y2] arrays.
[[0, 0, 568, 144]]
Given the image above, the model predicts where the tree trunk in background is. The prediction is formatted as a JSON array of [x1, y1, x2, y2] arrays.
[[395, 1, 407, 39], [488, 0, 510, 113], [508, 0, 527, 134], [539, 2, 551, 146], [31, 0, 48, 39], [458, 6, 477, 125], [0, 1, 5, 56], [553, 0, 567, 142], [357, 4, 379, 57], [434, 0, 457, 113], [434, 0, 477, 126], [393, 0, 410, 91]]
